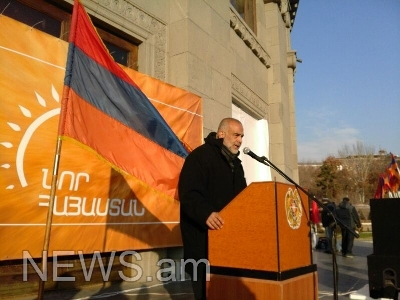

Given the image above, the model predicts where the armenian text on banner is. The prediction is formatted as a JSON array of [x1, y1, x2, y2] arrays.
[[0, 10, 202, 260]]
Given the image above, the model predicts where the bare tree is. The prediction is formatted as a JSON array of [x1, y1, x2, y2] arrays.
[[337, 141, 375, 203]]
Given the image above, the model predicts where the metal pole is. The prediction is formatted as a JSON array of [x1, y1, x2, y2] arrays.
[[37, 137, 63, 300]]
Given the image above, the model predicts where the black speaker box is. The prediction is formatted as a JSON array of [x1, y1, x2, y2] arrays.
[[368, 198, 400, 299], [370, 198, 400, 255], [368, 254, 400, 299]]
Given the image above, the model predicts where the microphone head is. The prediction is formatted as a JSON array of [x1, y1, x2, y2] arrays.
[[243, 147, 251, 154]]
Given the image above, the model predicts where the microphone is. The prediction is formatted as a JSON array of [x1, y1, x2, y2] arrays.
[[243, 147, 266, 163]]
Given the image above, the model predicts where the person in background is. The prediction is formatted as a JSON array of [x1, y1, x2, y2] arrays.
[[336, 197, 361, 258], [310, 198, 321, 249], [321, 198, 337, 254], [179, 117, 247, 300]]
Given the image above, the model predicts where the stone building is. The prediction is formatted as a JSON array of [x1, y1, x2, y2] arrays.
[[0, 0, 301, 294], [2, 0, 300, 182]]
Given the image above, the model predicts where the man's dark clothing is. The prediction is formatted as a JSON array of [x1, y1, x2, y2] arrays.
[[321, 200, 336, 228], [336, 199, 361, 256], [179, 132, 247, 299], [321, 200, 336, 252]]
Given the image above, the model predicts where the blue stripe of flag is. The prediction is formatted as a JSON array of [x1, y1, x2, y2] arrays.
[[65, 45, 188, 158]]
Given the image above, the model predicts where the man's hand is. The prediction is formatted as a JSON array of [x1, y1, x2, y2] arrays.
[[206, 212, 224, 230]]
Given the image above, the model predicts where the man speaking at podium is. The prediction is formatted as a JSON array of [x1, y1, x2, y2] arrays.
[[179, 117, 247, 300]]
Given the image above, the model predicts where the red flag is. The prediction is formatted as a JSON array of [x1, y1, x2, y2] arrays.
[[59, 0, 187, 200], [374, 153, 400, 198], [387, 153, 400, 194], [374, 175, 384, 199]]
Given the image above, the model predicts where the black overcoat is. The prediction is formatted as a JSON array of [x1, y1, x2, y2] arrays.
[[178, 132, 247, 264]]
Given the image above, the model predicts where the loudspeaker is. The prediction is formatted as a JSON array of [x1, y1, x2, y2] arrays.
[[368, 254, 400, 299], [368, 198, 400, 299], [370, 199, 400, 255]]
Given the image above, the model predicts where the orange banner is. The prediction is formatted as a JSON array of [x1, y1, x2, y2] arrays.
[[0, 16, 203, 260]]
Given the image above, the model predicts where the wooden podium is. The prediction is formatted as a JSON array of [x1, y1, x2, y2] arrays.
[[207, 182, 318, 300]]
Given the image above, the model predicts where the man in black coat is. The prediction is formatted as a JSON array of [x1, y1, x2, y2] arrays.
[[336, 197, 361, 257], [179, 117, 247, 300], [321, 198, 337, 253]]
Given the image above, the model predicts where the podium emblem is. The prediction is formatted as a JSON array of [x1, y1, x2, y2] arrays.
[[285, 188, 302, 229]]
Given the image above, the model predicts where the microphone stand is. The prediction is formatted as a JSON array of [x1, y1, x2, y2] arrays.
[[254, 154, 359, 300]]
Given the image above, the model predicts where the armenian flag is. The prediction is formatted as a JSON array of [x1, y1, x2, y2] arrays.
[[374, 153, 400, 198], [59, 0, 188, 200]]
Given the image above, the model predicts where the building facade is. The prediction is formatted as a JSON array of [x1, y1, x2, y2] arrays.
[[63, 0, 300, 182], [3, 0, 300, 180]]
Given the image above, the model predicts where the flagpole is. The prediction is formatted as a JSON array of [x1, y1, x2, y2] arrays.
[[37, 2, 77, 296], [37, 137, 63, 299]]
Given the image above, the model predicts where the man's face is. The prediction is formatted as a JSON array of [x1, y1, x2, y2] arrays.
[[221, 122, 244, 154]]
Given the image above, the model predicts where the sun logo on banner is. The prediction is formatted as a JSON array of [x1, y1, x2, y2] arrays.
[[1, 85, 60, 190], [285, 188, 302, 229]]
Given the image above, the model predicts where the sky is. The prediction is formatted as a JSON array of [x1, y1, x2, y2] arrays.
[[291, 1, 400, 162]]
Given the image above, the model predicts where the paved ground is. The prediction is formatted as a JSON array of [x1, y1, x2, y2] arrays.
[[4, 239, 396, 300], [316, 239, 374, 299]]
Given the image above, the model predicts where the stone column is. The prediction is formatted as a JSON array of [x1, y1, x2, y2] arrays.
[[264, 0, 297, 180]]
